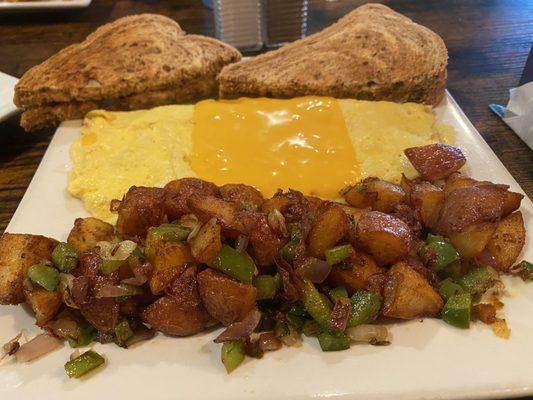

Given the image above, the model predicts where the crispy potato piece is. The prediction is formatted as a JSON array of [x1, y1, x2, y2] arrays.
[[187, 193, 246, 235], [307, 204, 349, 258], [197, 268, 257, 325], [337, 205, 368, 225], [475, 212, 525, 272], [260, 190, 316, 223], [345, 179, 405, 213], [249, 214, 285, 267], [409, 182, 444, 230], [343, 185, 378, 209], [24, 288, 62, 326], [116, 186, 165, 241], [164, 178, 219, 221], [190, 218, 222, 267], [448, 223, 497, 260], [382, 261, 443, 319], [143, 265, 214, 336], [444, 173, 484, 196], [501, 191, 524, 217], [356, 211, 413, 265], [0, 233, 58, 305], [404, 144, 466, 180], [400, 174, 414, 197], [67, 217, 115, 252], [147, 241, 192, 295], [327, 252, 384, 294], [220, 184, 264, 212], [436, 184, 507, 236]]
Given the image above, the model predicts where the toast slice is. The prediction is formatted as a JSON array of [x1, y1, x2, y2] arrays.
[[15, 14, 241, 130], [219, 4, 447, 105]]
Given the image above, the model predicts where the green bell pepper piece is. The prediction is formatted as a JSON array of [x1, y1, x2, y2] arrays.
[[27, 264, 59, 291], [317, 332, 350, 351], [69, 320, 96, 348], [254, 274, 281, 300], [114, 320, 134, 346], [426, 233, 447, 244], [301, 280, 332, 330], [347, 290, 381, 328], [280, 223, 301, 262], [325, 245, 353, 266], [100, 259, 126, 275], [441, 292, 471, 329], [215, 244, 255, 284], [438, 278, 465, 302], [458, 267, 493, 295], [52, 242, 78, 273], [329, 287, 349, 303], [221, 341, 245, 374], [64, 349, 105, 378], [148, 224, 192, 242], [424, 241, 460, 272]]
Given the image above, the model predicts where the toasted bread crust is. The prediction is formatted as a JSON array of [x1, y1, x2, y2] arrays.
[[219, 4, 448, 105], [14, 15, 241, 108]]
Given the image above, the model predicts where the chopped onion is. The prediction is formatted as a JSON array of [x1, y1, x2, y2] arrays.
[[346, 324, 389, 344], [69, 349, 81, 361], [258, 332, 282, 352], [295, 257, 331, 284], [94, 283, 143, 299], [274, 256, 300, 302], [180, 214, 201, 241], [59, 273, 78, 309], [15, 334, 62, 363], [97, 240, 137, 261], [235, 235, 249, 253], [280, 328, 302, 347], [268, 209, 289, 238], [214, 308, 261, 343], [122, 259, 152, 286]]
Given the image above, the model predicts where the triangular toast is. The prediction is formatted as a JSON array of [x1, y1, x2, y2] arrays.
[[219, 4, 447, 105], [15, 14, 241, 130]]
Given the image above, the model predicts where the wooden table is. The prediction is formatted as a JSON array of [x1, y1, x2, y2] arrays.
[[0, 0, 532, 233]]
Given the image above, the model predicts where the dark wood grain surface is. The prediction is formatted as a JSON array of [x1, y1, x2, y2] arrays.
[[0, 0, 532, 234]]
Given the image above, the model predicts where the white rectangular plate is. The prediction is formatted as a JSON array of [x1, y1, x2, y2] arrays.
[[0, 72, 19, 122], [1, 92, 532, 400], [0, 0, 91, 11]]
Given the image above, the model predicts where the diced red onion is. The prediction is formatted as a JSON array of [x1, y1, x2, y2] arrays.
[[97, 240, 137, 261], [346, 324, 389, 344], [214, 308, 261, 343], [180, 214, 201, 241], [122, 259, 152, 286], [94, 284, 143, 298], [15, 334, 62, 363], [330, 297, 351, 332], [274, 256, 300, 302], [59, 273, 78, 309], [295, 257, 331, 284], [267, 209, 289, 238], [258, 332, 282, 352]]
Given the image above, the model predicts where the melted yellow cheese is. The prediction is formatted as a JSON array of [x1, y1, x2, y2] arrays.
[[68, 98, 453, 223], [191, 97, 359, 198]]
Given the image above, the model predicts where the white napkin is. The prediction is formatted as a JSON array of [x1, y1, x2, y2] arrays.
[[502, 81, 533, 149]]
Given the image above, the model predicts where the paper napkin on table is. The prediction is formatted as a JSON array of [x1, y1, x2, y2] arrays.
[[499, 81, 533, 150]]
